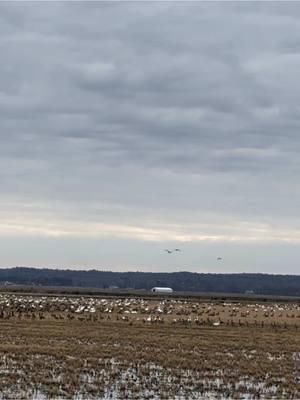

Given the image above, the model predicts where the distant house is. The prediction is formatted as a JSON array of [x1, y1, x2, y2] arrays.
[[244, 290, 255, 295], [151, 287, 173, 294]]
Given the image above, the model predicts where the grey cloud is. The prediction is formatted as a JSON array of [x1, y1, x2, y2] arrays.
[[1, 2, 300, 272]]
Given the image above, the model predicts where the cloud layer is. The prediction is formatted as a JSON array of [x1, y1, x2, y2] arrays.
[[1, 3, 300, 271]]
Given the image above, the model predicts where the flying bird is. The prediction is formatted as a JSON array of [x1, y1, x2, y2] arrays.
[[217, 257, 222, 261], [164, 248, 181, 254]]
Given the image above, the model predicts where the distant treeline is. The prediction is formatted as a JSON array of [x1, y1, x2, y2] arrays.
[[0, 267, 299, 296]]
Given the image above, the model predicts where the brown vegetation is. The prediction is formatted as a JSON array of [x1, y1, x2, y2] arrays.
[[0, 293, 298, 398]]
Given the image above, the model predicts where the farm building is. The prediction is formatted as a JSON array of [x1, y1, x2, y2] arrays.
[[151, 287, 173, 293]]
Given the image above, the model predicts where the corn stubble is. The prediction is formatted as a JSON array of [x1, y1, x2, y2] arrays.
[[0, 294, 298, 399]]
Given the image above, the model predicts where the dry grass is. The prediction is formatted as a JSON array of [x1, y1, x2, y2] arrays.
[[0, 294, 298, 398]]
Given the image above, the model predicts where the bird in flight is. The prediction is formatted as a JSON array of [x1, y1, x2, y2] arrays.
[[217, 257, 222, 261], [164, 248, 181, 254]]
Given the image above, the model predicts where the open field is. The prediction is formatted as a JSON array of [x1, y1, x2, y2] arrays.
[[1, 284, 300, 303], [0, 292, 299, 399]]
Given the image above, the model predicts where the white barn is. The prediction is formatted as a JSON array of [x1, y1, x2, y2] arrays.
[[151, 287, 173, 293]]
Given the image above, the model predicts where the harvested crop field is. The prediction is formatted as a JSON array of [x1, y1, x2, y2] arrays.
[[0, 293, 299, 399]]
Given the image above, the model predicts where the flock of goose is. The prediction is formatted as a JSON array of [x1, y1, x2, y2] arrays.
[[0, 294, 298, 326]]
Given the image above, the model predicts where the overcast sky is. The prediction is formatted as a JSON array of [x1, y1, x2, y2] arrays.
[[1, 2, 300, 273]]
